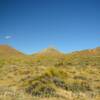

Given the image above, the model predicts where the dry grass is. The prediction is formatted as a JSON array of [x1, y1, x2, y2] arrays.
[[0, 46, 100, 100]]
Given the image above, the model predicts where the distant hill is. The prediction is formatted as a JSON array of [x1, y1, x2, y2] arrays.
[[0, 45, 25, 59], [0, 45, 100, 100], [64, 47, 100, 66], [0, 45, 100, 66], [33, 48, 64, 57], [31, 48, 65, 66], [0, 44, 99, 57], [31, 47, 100, 66], [71, 47, 100, 56]]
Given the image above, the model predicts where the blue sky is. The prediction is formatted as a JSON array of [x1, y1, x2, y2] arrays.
[[0, 0, 100, 54]]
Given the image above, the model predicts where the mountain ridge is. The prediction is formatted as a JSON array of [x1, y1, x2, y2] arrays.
[[0, 44, 25, 59], [0, 44, 100, 55], [0, 44, 100, 100]]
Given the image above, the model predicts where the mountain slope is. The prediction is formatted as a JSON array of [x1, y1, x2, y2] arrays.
[[33, 48, 64, 57], [0, 45, 100, 100], [71, 47, 100, 56], [0, 45, 25, 59], [31, 48, 65, 66], [63, 47, 100, 67]]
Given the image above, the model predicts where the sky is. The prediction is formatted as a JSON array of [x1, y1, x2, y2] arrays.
[[0, 0, 100, 54]]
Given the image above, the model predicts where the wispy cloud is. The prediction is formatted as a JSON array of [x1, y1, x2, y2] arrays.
[[0, 35, 13, 40], [4, 35, 12, 39]]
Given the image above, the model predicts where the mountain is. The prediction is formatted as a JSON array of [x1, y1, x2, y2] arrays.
[[0, 45, 99, 57], [0, 45, 100, 100], [35, 47, 64, 57], [39, 47, 62, 53], [31, 48, 65, 66], [71, 47, 100, 56], [64, 47, 100, 66], [0, 45, 25, 59], [31, 47, 100, 66]]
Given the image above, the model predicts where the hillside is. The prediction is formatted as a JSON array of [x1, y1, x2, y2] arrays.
[[32, 48, 65, 66], [0, 45, 100, 100], [63, 47, 100, 67], [31, 47, 100, 67], [71, 47, 100, 56], [0, 45, 25, 58]]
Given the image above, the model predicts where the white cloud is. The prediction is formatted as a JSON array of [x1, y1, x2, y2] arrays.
[[4, 35, 12, 39], [0, 35, 13, 40]]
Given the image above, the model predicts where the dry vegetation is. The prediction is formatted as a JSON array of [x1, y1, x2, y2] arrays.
[[0, 45, 100, 100]]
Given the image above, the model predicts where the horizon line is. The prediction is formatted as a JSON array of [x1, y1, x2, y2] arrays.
[[0, 44, 99, 55]]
